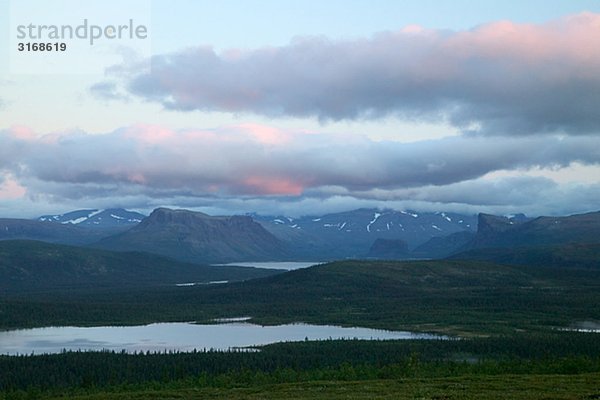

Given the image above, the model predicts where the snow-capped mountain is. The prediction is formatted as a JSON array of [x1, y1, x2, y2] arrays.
[[254, 208, 478, 259], [37, 208, 146, 228]]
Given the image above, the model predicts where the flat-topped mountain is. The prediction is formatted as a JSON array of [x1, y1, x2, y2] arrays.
[[413, 210, 600, 259], [468, 211, 600, 250], [95, 208, 288, 264]]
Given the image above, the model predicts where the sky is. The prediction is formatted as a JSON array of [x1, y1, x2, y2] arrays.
[[0, 0, 599, 218]]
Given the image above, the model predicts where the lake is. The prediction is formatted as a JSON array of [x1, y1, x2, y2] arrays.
[[0, 322, 442, 355], [213, 261, 321, 270]]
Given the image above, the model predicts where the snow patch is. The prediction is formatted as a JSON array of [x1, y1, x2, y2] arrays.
[[366, 213, 381, 232], [432, 225, 442, 231], [61, 217, 88, 225], [87, 209, 104, 218]]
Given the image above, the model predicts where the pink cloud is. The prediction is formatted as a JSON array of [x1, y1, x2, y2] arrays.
[[9, 125, 36, 141], [117, 12, 600, 134], [1, 123, 598, 203], [237, 123, 291, 145], [0, 175, 26, 199], [125, 124, 176, 144], [243, 176, 304, 195], [444, 13, 600, 69]]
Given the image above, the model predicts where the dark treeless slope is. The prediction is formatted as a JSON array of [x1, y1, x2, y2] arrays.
[[0, 240, 280, 294]]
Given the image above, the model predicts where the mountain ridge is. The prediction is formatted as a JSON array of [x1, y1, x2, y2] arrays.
[[37, 208, 145, 228], [255, 208, 478, 259], [95, 207, 288, 264]]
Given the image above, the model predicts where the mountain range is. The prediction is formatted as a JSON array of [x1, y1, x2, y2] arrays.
[[0, 209, 145, 245], [419, 211, 600, 259], [0, 203, 599, 310], [0, 207, 598, 264], [38, 208, 145, 228], [254, 208, 478, 259]]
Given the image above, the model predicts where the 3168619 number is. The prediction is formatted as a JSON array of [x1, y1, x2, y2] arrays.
[[17, 42, 67, 52]]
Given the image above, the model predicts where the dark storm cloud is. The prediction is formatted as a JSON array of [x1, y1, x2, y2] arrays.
[[99, 13, 600, 135]]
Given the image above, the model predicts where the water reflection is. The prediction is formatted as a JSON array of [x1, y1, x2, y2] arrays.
[[213, 262, 321, 270], [0, 322, 442, 355]]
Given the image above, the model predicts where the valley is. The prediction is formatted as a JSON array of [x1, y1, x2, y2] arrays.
[[0, 207, 599, 399]]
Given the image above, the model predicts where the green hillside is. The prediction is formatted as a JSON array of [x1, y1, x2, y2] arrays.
[[451, 242, 600, 269], [2, 252, 600, 398], [3, 258, 599, 335], [0, 240, 280, 294]]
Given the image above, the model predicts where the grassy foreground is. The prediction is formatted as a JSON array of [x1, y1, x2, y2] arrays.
[[31, 373, 600, 400]]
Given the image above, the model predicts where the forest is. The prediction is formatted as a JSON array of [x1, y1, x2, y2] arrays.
[[1, 258, 599, 398], [1, 333, 600, 398]]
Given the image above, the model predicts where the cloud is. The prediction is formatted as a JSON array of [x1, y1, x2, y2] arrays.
[[1, 124, 598, 216], [89, 81, 129, 101], [98, 13, 600, 135], [0, 174, 27, 200]]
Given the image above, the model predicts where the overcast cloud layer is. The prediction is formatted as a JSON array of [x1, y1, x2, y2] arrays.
[[3, 13, 599, 218], [1, 124, 598, 217], [95, 13, 600, 136]]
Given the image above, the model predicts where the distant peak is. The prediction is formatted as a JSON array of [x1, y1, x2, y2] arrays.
[[477, 213, 522, 234]]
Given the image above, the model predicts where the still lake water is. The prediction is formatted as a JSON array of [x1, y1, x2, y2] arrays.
[[214, 261, 321, 270], [0, 322, 441, 355]]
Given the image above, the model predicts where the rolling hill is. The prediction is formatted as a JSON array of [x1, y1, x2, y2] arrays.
[[0, 240, 281, 294], [451, 242, 600, 269], [4, 256, 599, 334]]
